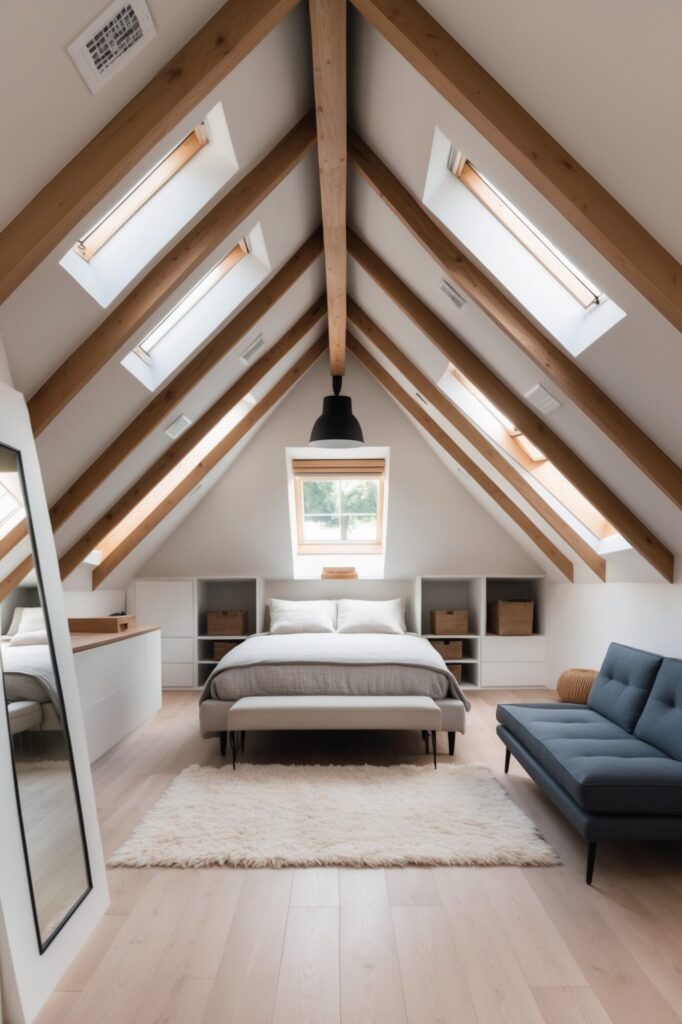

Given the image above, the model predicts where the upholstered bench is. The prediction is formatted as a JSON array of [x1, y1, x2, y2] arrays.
[[226, 695, 443, 768]]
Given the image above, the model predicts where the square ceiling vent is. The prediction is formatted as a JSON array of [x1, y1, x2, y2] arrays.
[[67, 0, 156, 94]]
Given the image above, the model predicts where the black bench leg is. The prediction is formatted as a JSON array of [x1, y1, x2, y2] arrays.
[[431, 731, 437, 769], [504, 747, 511, 774], [240, 730, 246, 752], [448, 731, 456, 756], [229, 731, 238, 771], [421, 729, 430, 753], [219, 731, 227, 757], [586, 842, 597, 885]]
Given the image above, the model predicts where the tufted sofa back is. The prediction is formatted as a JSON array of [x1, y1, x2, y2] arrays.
[[634, 657, 682, 760], [588, 643, 662, 732]]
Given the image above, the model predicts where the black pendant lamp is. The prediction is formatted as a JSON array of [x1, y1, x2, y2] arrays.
[[309, 375, 364, 448]]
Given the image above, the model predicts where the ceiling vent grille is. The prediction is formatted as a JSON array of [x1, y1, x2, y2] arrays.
[[440, 280, 467, 309], [164, 414, 192, 440], [524, 384, 562, 415], [67, 0, 156, 94], [240, 335, 265, 365]]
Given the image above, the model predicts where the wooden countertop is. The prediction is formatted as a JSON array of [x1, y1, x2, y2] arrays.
[[70, 625, 160, 653]]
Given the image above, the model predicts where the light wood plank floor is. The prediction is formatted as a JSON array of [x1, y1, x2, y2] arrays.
[[37, 689, 682, 1024]]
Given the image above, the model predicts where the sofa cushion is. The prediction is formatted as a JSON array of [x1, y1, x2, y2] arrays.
[[497, 702, 682, 815], [634, 657, 682, 761], [588, 643, 662, 732]]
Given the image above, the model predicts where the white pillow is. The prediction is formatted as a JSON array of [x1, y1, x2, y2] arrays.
[[17, 606, 45, 633], [337, 598, 406, 634], [269, 599, 337, 634], [6, 606, 25, 636], [10, 629, 49, 646]]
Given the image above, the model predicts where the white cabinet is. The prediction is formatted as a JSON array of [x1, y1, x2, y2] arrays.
[[134, 580, 195, 688], [135, 580, 194, 636], [74, 630, 162, 761]]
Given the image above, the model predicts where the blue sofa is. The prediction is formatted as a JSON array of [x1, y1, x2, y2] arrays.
[[496, 643, 682, 884]]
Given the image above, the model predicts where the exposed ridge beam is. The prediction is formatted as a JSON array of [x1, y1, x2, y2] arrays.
[[59, 305, 326, 579], [27, 111, 317, 435], [348, 298, 606, 580], [0, 556, 33, 604], [0, 0, 300, 303], [350, 0, 682, 333], [348, 230, 674, 581], [92, 338, 326, 587], [349, 131, 682, 511], [309, 0, 347, 374], [347, 334, 573, 580]]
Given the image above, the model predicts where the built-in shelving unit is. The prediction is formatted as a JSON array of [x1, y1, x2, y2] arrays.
[[415, 575, 547, 688], [196, 578, 258, 687], [132, 577, 260, 689], [133, 574, 547, 691]]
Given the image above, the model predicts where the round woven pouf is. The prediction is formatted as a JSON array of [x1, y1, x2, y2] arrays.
[[557, 668, 598, 704]]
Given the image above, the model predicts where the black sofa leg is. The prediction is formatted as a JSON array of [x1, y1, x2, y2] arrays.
[[504, 747, 511, 774], [229, 731, 238, 770], [219, 731, 227, 757], [586, 842, 597, 885], [448, 731, 456, 756], [421, 729, 430, 754], [431, 731, 437, 769]]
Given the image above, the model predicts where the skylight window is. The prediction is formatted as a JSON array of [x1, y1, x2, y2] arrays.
[[422, 128, 627, 356], [293, 460, 385, 554], [133, 239, 248, 363], [452, 156, 602, 309], [74, 126, 207, 263], [442, 368, 618, 543], [0, 483, 21, 530]]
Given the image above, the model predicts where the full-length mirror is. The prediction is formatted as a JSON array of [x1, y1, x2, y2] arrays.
[[0, 443, 91, 951]]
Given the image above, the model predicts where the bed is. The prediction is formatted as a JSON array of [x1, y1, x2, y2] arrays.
[[2, 643, 62, 731], [199, 627, 470, 756]]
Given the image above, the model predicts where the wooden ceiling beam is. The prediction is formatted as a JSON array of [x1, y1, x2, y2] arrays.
[[348, 230, 674, 580], [0, 0, 300, 303], [347, 334, 573, 580], [349, 0, 682, 334], [27, 112, 316, 435], [349, 131, 682, 511], [348, 298, 606, 580], [309, 0, 347, 374], [0, 556, 34, 604], [0, 520, 30, 563], [59, 306, 326, 579], [92, 338, 326, 587]]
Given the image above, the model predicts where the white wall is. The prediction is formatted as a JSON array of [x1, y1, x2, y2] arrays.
[[0, 331, 12, 388], [139, 355, 541, 580], [548, 582, 682, 679]]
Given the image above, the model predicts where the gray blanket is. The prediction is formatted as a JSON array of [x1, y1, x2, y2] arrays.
[[202, 632, 471, 709], [1, 643, 61, 712]]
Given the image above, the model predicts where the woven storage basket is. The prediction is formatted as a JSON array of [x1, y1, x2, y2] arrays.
[[213, 640, 241, 660], [557, 668, 598, 704], [206, 611, 247, 636], [488, 600, 534, 636], [431, 610, 469, 635], [429, 639, 463, 659]]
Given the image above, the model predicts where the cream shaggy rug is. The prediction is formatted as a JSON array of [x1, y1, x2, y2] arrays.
[[109, 763, 559, 869]]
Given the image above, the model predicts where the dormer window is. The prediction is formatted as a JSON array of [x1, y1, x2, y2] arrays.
[[452, 155, 602, 309]]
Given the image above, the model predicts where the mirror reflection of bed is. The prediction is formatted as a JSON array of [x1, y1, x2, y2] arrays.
[[0, 442, 90, 949]]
